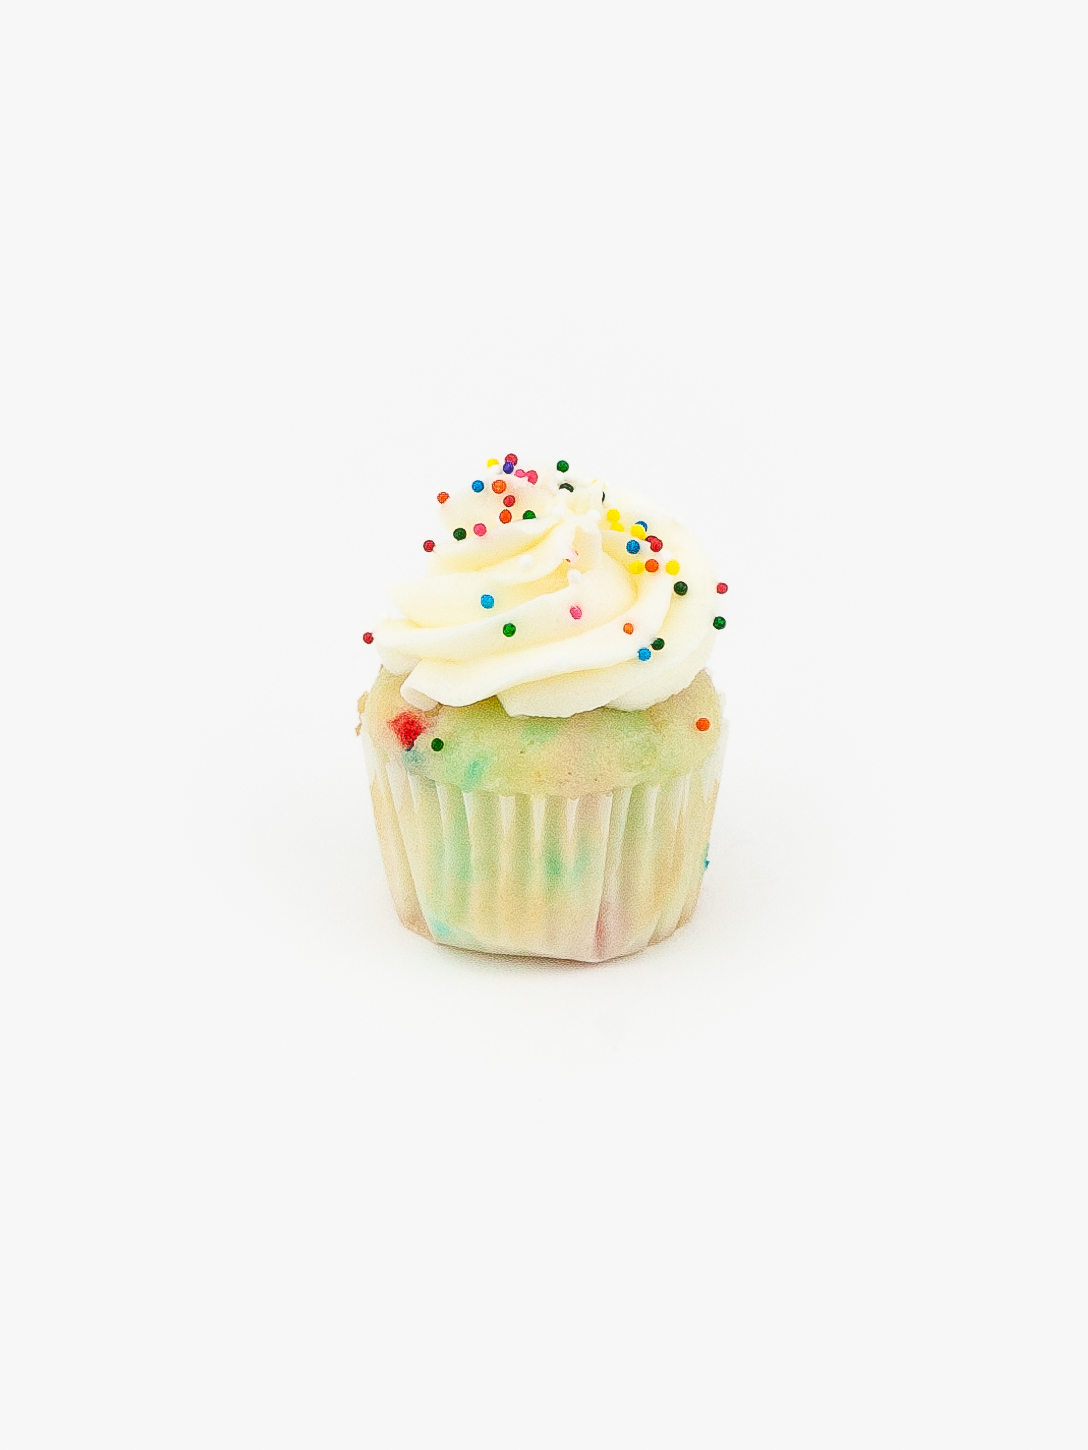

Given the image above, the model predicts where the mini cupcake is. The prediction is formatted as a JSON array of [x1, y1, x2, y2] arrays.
[[358, 454, 729, 962]]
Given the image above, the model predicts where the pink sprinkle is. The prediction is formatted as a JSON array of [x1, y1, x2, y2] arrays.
[[570, 605, 582, 619], [515, 469, 526, 478], [504, 495, 515, 506], [473, 522, 486, 536], [526, 470, 538, 483]]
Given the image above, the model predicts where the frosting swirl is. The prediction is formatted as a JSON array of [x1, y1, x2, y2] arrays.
[[374, 457, 719, 717]]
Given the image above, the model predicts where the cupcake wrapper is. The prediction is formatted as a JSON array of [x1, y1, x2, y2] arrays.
[[363, 740, 723, 962]]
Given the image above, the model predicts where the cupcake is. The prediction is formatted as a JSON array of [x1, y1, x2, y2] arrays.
[[358, 454, 729, 962]]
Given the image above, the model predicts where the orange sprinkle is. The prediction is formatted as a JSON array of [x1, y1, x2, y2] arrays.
[[492, 480, 506, 493], [437, 491, 449, 503], [499, 508, 513, 523], [695, 717, 711, 731], [623, 622, 634, 635], [644, 558, 659, 573]]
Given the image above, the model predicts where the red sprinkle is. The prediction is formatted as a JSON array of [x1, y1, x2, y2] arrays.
[[362, 632, 374, 644], [505, 453, 517, 464], [526, 470, 538, 483], [504, 494, 515, 506], [499, 509, 512, 523], [437, 492, 449, 503], [389, 711, 428, 750], [717, 582, 729, 593], [423, 539, 435, 552], [647, 535, 663, 552], [473, 522, 486, 536], [570, 605, 582, 619]]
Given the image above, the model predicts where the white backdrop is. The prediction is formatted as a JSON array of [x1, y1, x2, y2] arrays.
[[2, 2, 1085, 1447]]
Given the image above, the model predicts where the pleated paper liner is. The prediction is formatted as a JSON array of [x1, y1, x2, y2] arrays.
[[364, 737, 723, 962]]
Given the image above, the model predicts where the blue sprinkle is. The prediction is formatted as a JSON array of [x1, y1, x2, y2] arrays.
[[626, 539, 641, 554], [635, 520, 648, 530], [503, 460, 514, 473], [637, 647, 651, 660], [471, 479, 485, 492], [480, 593, 494, 609]]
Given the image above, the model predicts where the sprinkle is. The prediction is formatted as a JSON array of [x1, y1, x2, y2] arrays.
[[628, 559, 644, 574], [673, 580, 688, 595], [503, 461, 514, 473], [505, 453, 517, 464], [570, 605, 582, 619], [499, 509, 512, 523], [472, 480, 485, 492], [605, 508, 620, 523], [625, 539, 641, 554], [611, 523, 624, 532], [423, 539, 435, 552], [453, 527, 467, 540], [635, 520, 648, 531], [526, 470, 538, 484], [713, 616, 726, 629], [502, 622, 516, 637], [645, 559, 660, 573], [630, 523, 647, 540], [637, 647, 651, 660], [559, 481, 574, 491], [623, 622, 634, 635], [665, 559, 680, 575], [514, 469, 526, 478], [647, 535, 663, 552], [486, 458, 499, 467], [362, 632, 374, 644], [651, 637, 664, 650], [474, 522, 487, 536], [556, 460, 569, 472], [522, 509, 536, 520], [480, 594, 495, 609], [717, 582, 729, 594], [431, 737, 444, 751], [504, 495, 515, 506], [437, 492, 449, 503], [695, 717, 710, 732], [389, 711, 427, 751], [492, 479, 506, 493]]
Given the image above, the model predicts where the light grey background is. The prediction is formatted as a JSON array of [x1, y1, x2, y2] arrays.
[[2, 2, 1084, 1446]]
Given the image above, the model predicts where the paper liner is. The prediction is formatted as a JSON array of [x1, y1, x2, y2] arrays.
[[362, 739, 723, 963]]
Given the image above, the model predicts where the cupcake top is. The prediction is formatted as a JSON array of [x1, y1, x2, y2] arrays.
[[371, 454, 727, 718]]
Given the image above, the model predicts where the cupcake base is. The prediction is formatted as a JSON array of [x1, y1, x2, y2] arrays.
[[364, 738, 722, 962]]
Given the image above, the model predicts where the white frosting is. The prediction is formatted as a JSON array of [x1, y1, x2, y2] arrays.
[[374, 460, 719, 717]]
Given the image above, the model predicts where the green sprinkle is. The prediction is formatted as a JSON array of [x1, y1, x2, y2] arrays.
[[522, 509, 536, 519], [431, 737, 444, 751], [651, 637, 665, 650], [556, 460, 569, 472], [673, 580, 688, 595], [502, 622, 516, 637], [559, 482, 574, 491], [453, 527, 467, 540], [713, 616, 726, 629]]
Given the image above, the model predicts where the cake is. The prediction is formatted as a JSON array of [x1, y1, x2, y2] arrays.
[[358, 453, 729, 962]]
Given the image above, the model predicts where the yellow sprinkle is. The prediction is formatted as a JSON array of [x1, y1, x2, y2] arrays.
[[611, 522, 624, 531], [628, 559, 644, 574], [666, 559, 680, 575], [605, 508, 620, 523], [630, 523, 647, 540], [486, 458, 499, 467]]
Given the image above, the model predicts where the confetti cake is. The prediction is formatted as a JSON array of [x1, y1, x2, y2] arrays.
[[358, 454, 729, 962]]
